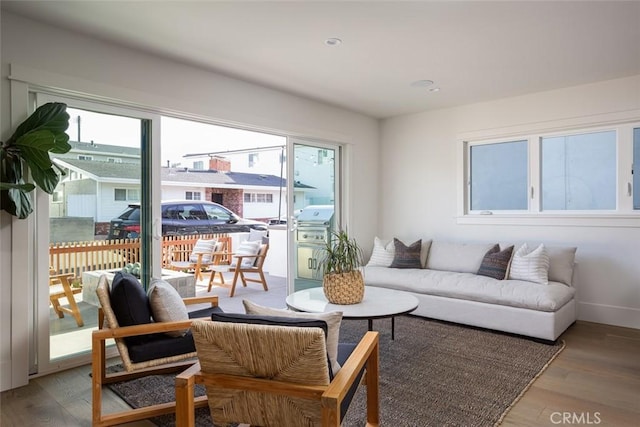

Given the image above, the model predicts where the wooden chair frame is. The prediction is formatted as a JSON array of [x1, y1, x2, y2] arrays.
[[175, 330, 380, 427], [49, 272, 84, 327], [92, 291, 219, 426], [208, 243, 269, 297], [168, 239, 228, 282]]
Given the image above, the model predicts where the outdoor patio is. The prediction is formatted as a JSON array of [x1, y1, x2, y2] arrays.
[[49, 270, 289, 361]]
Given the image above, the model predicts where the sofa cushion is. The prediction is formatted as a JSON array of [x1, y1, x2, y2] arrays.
[[509, 243, 550, 285], [477, 245, 514, 280], [242, 300, 343, 375], [390, 238, 422, 269], [547, 246, 577, 286], [367, 236, 395, 267], [363, 266, 575, 312], [426, 241, 497, 273]]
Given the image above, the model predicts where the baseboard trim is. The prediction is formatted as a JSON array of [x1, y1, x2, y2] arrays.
[[577, 302, 640, 330]]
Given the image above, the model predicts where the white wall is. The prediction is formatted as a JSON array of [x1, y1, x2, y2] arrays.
[[0, 12, 379, 390], [380, 75, 640, 330]]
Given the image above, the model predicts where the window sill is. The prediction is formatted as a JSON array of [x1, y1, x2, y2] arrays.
[[456, 214, 640, 228]]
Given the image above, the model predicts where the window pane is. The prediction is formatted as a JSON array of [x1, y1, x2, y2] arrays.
[[541, 130, 616, 210], [470, 140, 528, 210], [114, 188, 126, 201], [634, 128, 640, 210]]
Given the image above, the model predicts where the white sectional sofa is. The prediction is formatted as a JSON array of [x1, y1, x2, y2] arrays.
[[363, 240, 577, 341]]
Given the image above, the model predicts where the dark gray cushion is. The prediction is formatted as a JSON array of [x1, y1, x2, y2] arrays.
[[337, 342, 363, 421], [127, 307, 225, 363], [390, 238, 422, 269], [110, 272, 151, 346]]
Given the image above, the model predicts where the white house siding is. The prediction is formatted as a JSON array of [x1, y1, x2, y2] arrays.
[[380, 75, 640, 330], [1, 12, 378, 390], [98, 183, 141, 222]]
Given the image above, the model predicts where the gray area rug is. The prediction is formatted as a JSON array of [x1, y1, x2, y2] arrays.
[[107, 315, 564, 426]]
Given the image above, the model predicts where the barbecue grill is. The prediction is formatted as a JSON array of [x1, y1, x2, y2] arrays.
[[295, 205, 335, 280]]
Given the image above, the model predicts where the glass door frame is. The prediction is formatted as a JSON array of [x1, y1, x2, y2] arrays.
[[286, 137, 342, 295], [33, 92, 162, 376]]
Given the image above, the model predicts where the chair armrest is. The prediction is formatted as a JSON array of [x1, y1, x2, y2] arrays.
[[92, 319, 195, 341], [182, 295, 219, 307], [49, 273, 76, 282], [324, 331, 379, 401]]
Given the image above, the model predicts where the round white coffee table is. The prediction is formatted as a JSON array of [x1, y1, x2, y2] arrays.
[[286, 286, 419, 340]]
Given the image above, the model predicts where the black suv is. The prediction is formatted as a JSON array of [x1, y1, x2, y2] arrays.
[[107, 201, 268, 240]]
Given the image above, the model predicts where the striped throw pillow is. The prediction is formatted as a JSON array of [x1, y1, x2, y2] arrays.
[[477, 244, 514, 280], [190, 239, 217, 263], [509, 243, 550, 284], [390, 238, 422, 269], [366, 237, 395, 267]]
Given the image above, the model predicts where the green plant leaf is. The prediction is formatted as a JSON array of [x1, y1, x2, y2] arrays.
[[30, 165, 60, 194], [7, 103, 70, 147], [1, 102, 70, 217], [15, 130, 57, 170], [2, 187, 34, 219]]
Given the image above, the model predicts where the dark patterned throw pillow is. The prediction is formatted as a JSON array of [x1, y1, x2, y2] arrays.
[[390, 238, 422, 269], [477, 244, 514, 280]]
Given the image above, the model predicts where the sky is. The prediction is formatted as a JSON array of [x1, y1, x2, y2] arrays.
[[67, 108, 285, 167]]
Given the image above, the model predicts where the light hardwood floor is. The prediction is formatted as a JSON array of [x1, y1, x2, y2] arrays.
[[2, 279, 639, 426]]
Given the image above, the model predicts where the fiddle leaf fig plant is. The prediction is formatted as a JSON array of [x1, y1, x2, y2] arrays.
[[1, 102, 71, 219]]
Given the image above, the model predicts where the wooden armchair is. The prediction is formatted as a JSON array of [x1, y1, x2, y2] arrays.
[[49, 270, 84, 327], [92, 273, 221, 426], [168, 238, 225, 281], [208, 242, 269, 297], [176, 319, 380, 427]]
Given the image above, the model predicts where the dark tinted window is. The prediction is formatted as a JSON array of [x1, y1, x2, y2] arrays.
[[118, 206, 140, 221]]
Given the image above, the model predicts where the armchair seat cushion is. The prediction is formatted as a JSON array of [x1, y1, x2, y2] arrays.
[[127, 307, 225, 363], [127, 332, 196, 364]]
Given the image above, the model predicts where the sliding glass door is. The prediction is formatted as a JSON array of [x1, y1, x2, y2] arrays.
[[34, 93, 160, 375], [288, 138, 341, 292]]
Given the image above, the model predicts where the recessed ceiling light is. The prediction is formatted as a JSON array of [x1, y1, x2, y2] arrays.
[[325, 38, 342, 46], [410, 80, 434, 88], [428, 87, 441, 92]]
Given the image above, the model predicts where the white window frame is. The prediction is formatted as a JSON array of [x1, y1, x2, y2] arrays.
[[457, 112, 640, 227], [78, 154, 93, 160], [185, 191, 201, 200]]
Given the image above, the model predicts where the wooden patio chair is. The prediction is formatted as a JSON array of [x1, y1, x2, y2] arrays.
[[91, 273, 222, 426], [168, 238, 223, 281], [49, 270, 84, 327], [176, 318, 380, 427], [208, 242, 269, 297]]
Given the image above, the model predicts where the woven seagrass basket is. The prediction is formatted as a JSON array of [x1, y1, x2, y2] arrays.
[[323, 270, 364, 305]]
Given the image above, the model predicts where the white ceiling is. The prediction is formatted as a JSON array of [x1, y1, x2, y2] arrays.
[[3, 1, 640, 119]]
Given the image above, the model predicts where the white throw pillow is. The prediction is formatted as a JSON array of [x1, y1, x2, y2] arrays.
[[248, 228, 268, 242], [509, 243, 550, 285], [243, 299, 343, 375], [231, 240, 261, 268], [189, 239, 216, 263], [148, 279, 189, 337], [367, 237, 395, 267]]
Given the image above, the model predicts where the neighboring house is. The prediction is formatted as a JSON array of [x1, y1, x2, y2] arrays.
[[186, 146, 335, 208], [51, 152, 313, 234]]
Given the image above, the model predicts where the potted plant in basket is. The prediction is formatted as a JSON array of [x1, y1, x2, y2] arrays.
[[319, 229, 365, 305]]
